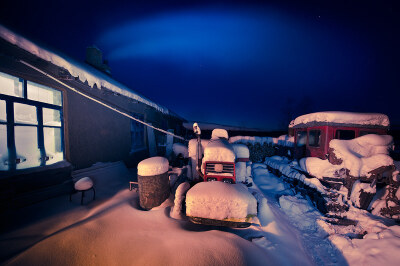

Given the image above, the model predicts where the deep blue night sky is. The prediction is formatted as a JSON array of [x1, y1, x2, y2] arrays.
[[1, 0, 399, 130]]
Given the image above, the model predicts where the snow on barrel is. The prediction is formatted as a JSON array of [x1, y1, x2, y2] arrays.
[[186, 182, 257, 221], [137, 157, 170, 210]]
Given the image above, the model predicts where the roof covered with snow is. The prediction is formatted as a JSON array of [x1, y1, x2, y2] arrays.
[[0, 24, 170, 114], [183, 121, 269, 132], [289, 111, 390, 128]]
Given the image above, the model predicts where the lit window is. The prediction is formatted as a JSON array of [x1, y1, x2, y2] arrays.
[[27, 81, 62, 106], [0, 125, 7, 170], [0, 72, 23, 97], [14, 103, 38, 125], [0, 100, 6, 122], [43, 108, 61, 127], [15, 126, 40, 169], [0, 71, 64, 171]]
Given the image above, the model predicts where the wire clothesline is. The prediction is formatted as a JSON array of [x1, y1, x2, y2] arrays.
[[19, 60, 187, 142]]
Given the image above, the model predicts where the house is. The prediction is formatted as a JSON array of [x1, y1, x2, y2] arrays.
[[0, 25, 186, 208]]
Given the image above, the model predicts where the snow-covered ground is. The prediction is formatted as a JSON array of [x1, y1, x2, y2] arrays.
[[1, 160, 400, 265], [252, 162, 400, 266], [0, 162, 271, 265]]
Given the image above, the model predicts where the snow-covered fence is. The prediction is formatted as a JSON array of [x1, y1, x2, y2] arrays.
[[229, 135, 294, 162]]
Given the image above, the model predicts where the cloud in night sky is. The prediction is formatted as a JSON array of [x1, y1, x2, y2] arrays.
[[96, 6, 390, 130]]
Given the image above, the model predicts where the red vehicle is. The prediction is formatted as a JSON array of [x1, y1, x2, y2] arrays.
[[192, 124, 237, 184], [290, 112, 389, 159]]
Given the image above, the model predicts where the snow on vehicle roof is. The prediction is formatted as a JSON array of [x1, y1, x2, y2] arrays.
[[186, 182, 257, 220], [0, 25, 169, 114], [289, 111, 390, 128], [137, 156, 169, 176]]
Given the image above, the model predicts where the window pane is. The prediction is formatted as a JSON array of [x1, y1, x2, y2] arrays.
[[308, 130, 321, 147], [0, 100, 6, 122], [0, 72, 23, 97], [44, 127, 63, 165], [131, 115, 145, 151], [0, 125, 8, 170], [335, 130, 355, 140], [14, 103, 38, 125], [296, 131, 307, 146], [15, 126, 41, 169], [43, 108, 61, 127], [27, 81, 62, 106], [360, 131, 377, 136]]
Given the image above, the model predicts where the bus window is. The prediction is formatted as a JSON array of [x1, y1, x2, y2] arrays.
[[335, 130, 355, 140], [308, 130, 321, 147], [296, 131, 307, 146], [360, 131, 378, 136]]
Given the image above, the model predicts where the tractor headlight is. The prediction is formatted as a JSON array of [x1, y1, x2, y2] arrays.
[[223, 178, 233, 184], [207, 177, 218, 182]]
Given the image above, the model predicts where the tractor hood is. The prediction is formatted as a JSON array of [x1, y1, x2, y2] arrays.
[[203, 139, 236, 163]]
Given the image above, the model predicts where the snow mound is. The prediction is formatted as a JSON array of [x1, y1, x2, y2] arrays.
[[172, 143, 188, 158], [302, 157, 341, 179], [211, 128, 229, 139], [252, 165, 287, 193], [232, 144, 250, 159], [203, 139, 235, 163], [170, 182, 191, 219], [279, 195, 321, 231], [290, 111, 389, 128], [137, 157, 169, 176], [235, 162, 247, 183], [330, 226, 400, 265], [264, 157, 325, 193], [186, 182, 257, 220], [329, 134, 394, 177]]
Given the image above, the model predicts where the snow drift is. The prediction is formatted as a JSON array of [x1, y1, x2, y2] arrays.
[[186, 182, 257, 220]]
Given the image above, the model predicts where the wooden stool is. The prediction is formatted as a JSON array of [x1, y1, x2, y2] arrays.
[[70, 177, 95, 205]]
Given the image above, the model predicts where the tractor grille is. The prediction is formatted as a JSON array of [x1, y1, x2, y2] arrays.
[[205, 162, 234, 176]]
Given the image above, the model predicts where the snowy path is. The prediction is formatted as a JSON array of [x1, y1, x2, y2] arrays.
[[251, 167, 348, 265]]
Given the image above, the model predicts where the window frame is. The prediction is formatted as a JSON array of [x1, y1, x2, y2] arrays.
[[308, 129, 321, 147], [130, 114, 146, 153], [0, 73, 64, 171]]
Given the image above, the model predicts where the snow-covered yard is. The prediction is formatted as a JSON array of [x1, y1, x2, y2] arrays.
[[0, 162, 272, 266], [1, 160, 400, 265]]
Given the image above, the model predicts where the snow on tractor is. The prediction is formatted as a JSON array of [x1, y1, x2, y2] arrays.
[[265, 111, 400, 223], [172, 124, 257, 228]]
